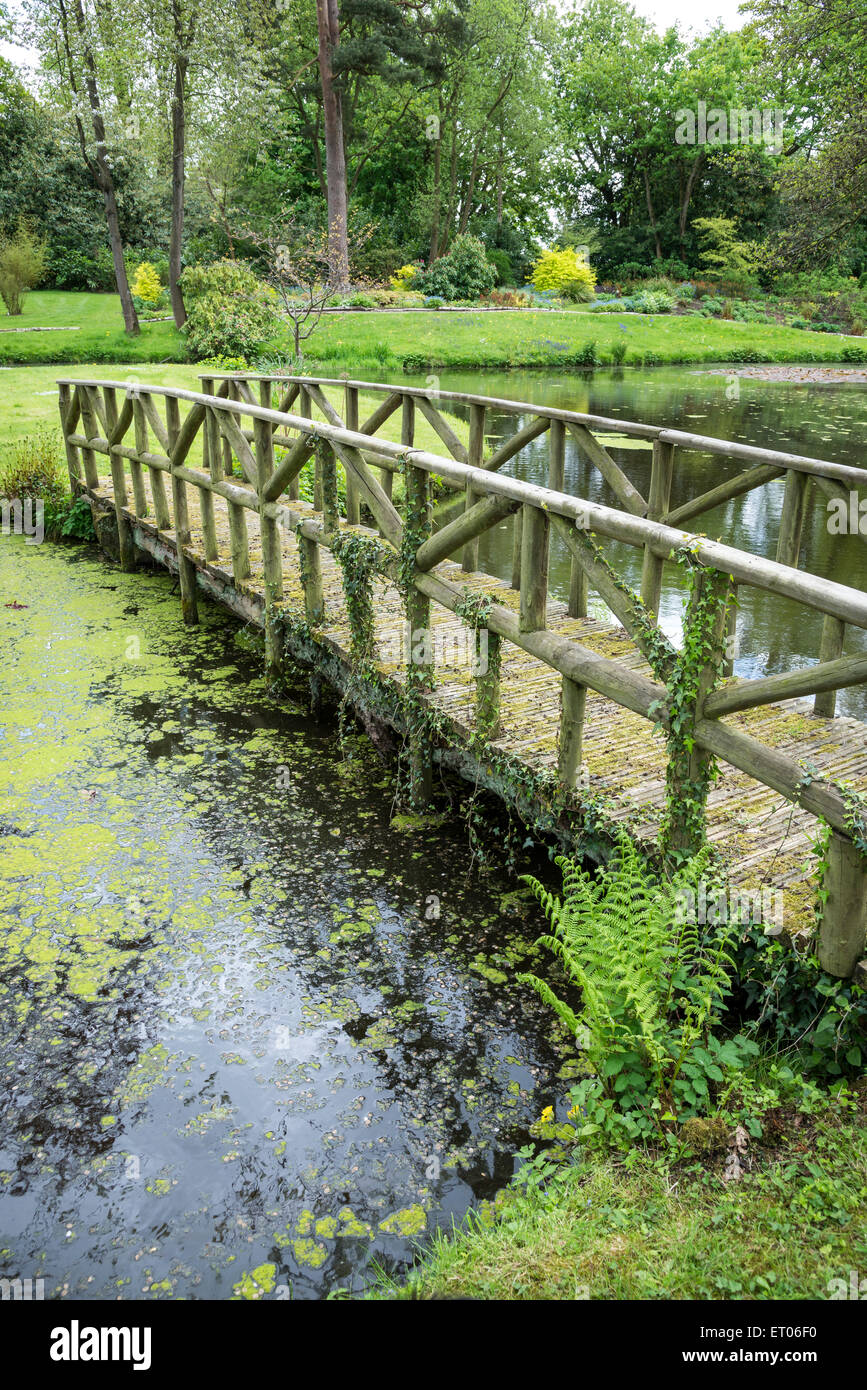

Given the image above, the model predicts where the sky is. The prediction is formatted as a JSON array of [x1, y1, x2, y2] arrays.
[[1, 0, 750, 72]]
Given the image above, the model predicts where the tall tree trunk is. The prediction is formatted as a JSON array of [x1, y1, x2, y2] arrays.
[[679, 152, 704, 246], [429, 128, 442, 264], [66, 0, 139, 335], [315, 0, 350, 290], [643, 168, 663, 261], [169, 0, 189, 329]]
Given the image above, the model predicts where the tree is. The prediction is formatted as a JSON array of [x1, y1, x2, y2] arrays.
[[26, 0, 140, 332], [0, 221, 47, 313], [314, 0, 350, 288]]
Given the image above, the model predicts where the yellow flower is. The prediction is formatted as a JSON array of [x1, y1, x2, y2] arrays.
[[540, 1105, 554, 1124]]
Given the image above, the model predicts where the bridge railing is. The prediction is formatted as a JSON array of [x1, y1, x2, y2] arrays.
[[57, 374, 867, 976], [200, 372, 867, 720]]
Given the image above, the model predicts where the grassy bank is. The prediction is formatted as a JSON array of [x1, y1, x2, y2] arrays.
[[375, 1089, 867, 1300], [2, 291, 865, 371]]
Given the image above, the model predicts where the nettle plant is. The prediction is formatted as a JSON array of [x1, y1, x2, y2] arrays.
[[520, 833, 759, 1147]]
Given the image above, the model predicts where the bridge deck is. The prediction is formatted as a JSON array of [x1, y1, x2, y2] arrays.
[[96, 472, 867, 936]]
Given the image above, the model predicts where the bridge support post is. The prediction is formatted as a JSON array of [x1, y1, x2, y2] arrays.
[[59, 384, 82, 496], [344, 384, 360, 523], [814, 615, 845, 718], [462, 404, 486, 573], [558, 676, 587, 789], [819, 832, 867, 977], [167, 397, 198, 626], [257, 380, 284, 675], [641, 439, 675, 617]]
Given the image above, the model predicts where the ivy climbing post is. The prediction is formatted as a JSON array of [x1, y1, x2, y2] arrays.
[[661, 559, 733, 861], [257, 379, 284, 674]]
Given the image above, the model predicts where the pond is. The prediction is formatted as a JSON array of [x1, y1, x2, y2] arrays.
[[0, 536, 569, 1300], [408, 364, 867, 720]]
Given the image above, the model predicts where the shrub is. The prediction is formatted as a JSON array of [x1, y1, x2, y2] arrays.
[[481, 287, 532, 307], [485, 248, 513, 286], [0, 221, 47, 315], [842, 344, 867, 362], [130, 261, 165, 309], [531, 246, 596, 301], [416, 235, 496, 301], [179, 259, 283, 359], [389, 263, 419, 291], [611, 339, 628, 365]]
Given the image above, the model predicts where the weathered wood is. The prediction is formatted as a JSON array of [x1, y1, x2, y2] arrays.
[[664, 568, 732, 858], [329, 439, 403, 550], [551, 515, 676, 678], [511, 507, 523, 590], [300, 533, 324, 627], [519, 504, 549, 633], [140, 393, 170, 454], [814, 615, 846, 718], [706, 650, 867, 718], [640, 439, 675, 617], [776, 467, 811, 568], [483, 415, 549, 474], [200, 375, 214, 472], [416, 395, 469, 464], [59, 384, 82, 493], [167, 396, 198, 625], [263, 433, 316, 502], [416, 493, 519, 572], [344, 384, 360, 524], [818, 832, 867, 977], [405, 462, 433, 804], [558, 676, 587, 790], [213, 408, 258, 486], [723, 583, 738, 678], [567, 422, 648, 516], [667, 463, 785, 528], [358, 390, 402, 437], [256, 379, 283, 671], [135, 399, 170, 529], [462, 403, 486, 572], [77, 387, 101, 490], [103, 387, 135, 570]]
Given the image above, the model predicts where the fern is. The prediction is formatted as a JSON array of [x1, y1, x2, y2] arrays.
[[519, 832, 737, 1122]]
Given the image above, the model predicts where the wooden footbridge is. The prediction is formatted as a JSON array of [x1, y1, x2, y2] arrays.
[[58, 371, 867, 978]]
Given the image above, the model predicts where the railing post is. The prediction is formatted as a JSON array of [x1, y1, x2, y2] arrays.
[[167, 396, 198, 625], [510, 508, 523, 590], [137, 394, 170, 529], [819, 832, 867, 977], [300, 529, 324, 628], [776, 468, 810, 568], [641, 439, 675, 617], [200, 374, 214, 473], [221, 381, 236, 478], [558, 676, 587, 789], [58, 384, 82, 495], [344, 383, 360, 523], [814, 615, 845, 718], [722, 582, 738, 678], [462, 403, 486, 573], [405, 460, 433, 805], [77, 387, 101, 491], [519, 503, 549, 632], [662, 567, 731, 859], [257, 380, 284, 673], [204, 405, 222, 561], [104, 386, 135, 571]]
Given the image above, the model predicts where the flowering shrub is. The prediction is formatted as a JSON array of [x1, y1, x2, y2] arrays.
[[130, 261, 165, 309], [179, 260, 283, 359], [389, 263, 420, 291], [415, 235, 496, 301], [530, 247, 596, 302]]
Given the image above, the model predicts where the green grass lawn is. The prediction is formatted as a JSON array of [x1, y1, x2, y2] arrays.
[[373, 1095, 867, 1301], [1, 290, 864, 371], [0, 291, 183, 365], [0, 361, 467, 464]]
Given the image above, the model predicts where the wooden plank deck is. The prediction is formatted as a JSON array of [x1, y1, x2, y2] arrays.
[[95, 468, 867, 937]]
